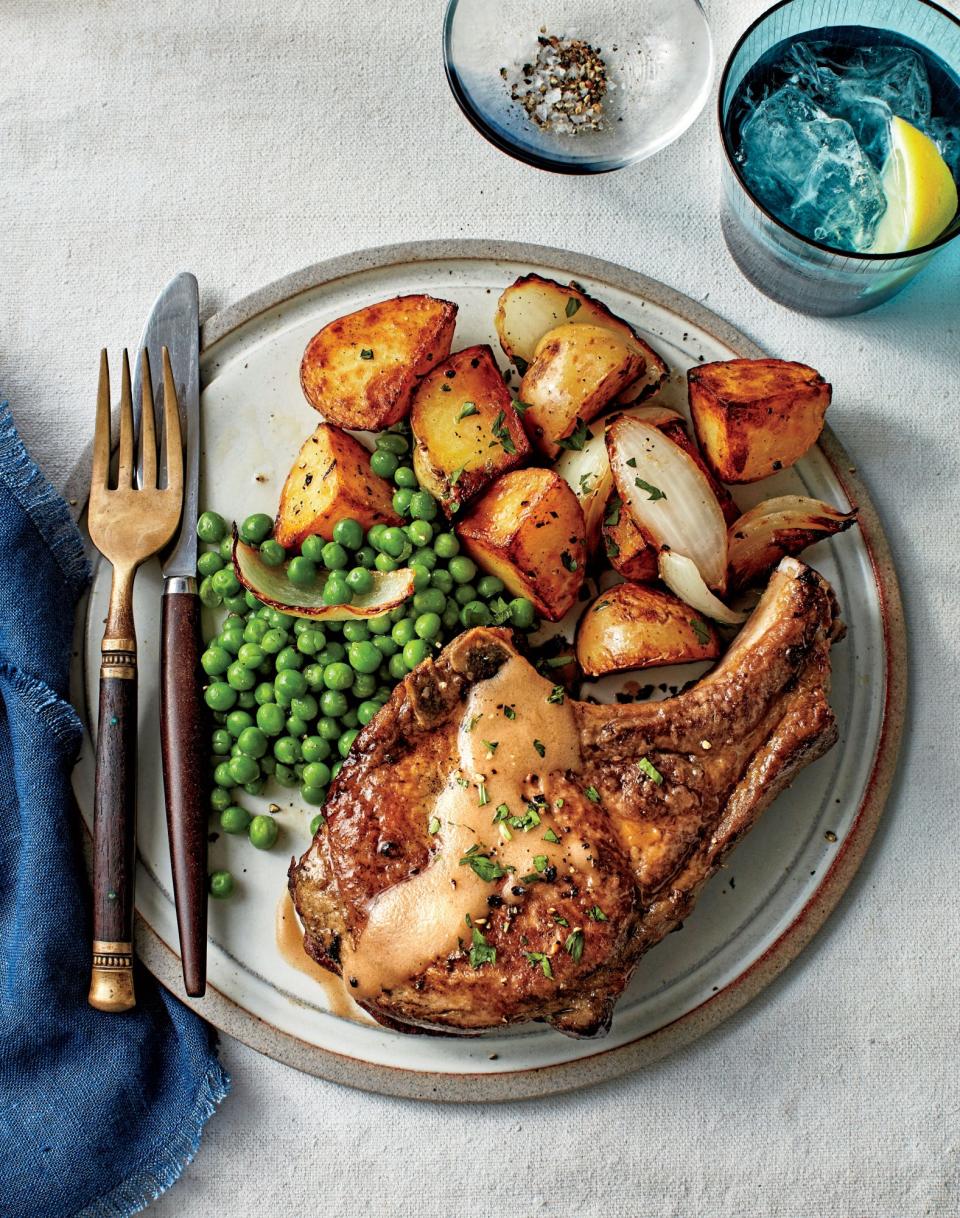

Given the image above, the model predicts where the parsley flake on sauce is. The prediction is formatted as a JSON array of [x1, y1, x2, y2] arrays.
[[469, 927, 496, 968], [543, 827, 560, 844], [638, 756, 663, 785], [459, 851, 513, 883], [584, 785, 601, 803], [503, 705, 517, 720], [547, 685, 565, 704], [587, 905, 608, 922], [359, 348, 374, 360], [533, 739, 546, 758], [524, 951, 554, 979], [427, 816, 441, 836]]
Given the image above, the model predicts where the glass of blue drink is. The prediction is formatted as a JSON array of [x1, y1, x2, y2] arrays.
[[719, 0, 960, 315]]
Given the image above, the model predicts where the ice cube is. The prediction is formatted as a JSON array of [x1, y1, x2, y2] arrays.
[[740, 84, 887, 251], [927, 116, 960, 181]]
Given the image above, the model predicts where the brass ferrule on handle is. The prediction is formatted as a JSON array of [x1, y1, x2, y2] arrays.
[[100, 636, 137, 680], [88, 940, 136, 1011]]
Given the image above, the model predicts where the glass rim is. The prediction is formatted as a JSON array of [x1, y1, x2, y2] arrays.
[[716, 0, 960, 262], [442, 0, 712, 175]]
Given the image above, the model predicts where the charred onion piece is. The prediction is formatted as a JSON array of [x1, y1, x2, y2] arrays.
[[728, 495, 857, 589]]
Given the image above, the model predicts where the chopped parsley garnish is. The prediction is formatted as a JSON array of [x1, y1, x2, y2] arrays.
[[503, 805, 541, 832], [469, 927, 496, 969], [512, 397, 530, 414], [565, 297, 581, 318], [455, 775, 469, 788], [578, 472, 596, 495], [634, 476, 667, 501], [427, 816, 440, 836], [587, 905, 608, 922], [459, 851, 513, 883], [625, 456, 637, 468], [560, 550, 578, 572], [543, 827, 560, 844], [481, 740, 499, 755], [555, 417, 591, 451], [547, 684, 564, 705], [565, 929, 585, 962], [533, 854, 548, 873], [555, 797, 565, 809], [545, 654, 574, 668], [491, 410, 517, 455], [690, 617, 711, 645], [638, 756, 663, 785], [450, 466, 465, 486], [514, 356, 529, 378], [520, 872, 544, 884], [584, 785, 601, 803], [532, 739, 546, 758], [493, 803, 511, 823], [359, 348, 374, 360], [489, 596, 512, 625], [524, 951, 554, 978], [503, 705, 517, 720], [604, 536, 621, 558], [552, 912, 569, 927], [604, 495, 622, 526], [477, 783, 489, 806], [457, 401, 478, 421]]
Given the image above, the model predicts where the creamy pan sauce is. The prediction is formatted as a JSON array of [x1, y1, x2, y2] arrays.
[[341, 657, 594, 999], [275, 891, 365, 1022]]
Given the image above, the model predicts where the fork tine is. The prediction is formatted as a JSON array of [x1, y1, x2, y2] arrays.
[[117, 349, 135, 487], [161, 347, 183, 496], [139, 349, 158, 489], [92, 350, 111, 491]]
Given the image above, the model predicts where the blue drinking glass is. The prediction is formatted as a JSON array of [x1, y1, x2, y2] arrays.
[[718, 0, 960, 315]]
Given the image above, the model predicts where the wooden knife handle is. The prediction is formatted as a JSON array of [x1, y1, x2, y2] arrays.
[[89, 639, 138, 1012], [160, 581, 209, 997]]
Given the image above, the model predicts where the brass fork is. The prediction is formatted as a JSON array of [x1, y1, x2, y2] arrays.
[[87, 348, 183, 1011]]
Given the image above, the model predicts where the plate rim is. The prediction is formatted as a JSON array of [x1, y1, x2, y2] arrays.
[[90, 240, 908, 1102]]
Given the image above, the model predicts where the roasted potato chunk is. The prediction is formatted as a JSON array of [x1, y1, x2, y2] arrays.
[[601, 495, 658, 581], [456, 468, 586, 621], [519, 324, 643, 458], [275, 422, 400, 549], [495, 273, 668, 402], [688, 358, 831, 484], [576, 583, 720, 676], [410, 344, 530, 517], [300, 295, 457, 430]]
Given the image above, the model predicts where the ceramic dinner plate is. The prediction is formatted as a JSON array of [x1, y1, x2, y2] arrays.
[[70, 241, 905, 1101]]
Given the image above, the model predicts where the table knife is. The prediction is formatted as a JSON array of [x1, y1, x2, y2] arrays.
[[134, 272, 207, 997]]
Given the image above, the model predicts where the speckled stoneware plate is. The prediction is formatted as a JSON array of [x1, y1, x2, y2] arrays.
[[70, 240, 906, 1102]]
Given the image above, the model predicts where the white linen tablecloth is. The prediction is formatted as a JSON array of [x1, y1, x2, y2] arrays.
[[2, 2, 958, 1214]]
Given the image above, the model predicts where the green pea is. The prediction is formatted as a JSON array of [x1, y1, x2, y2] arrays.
[[372, 634, 398, 659], [226, 662, 256, 692], [197, 551, 224, 578], [320, 689, 349, 718], [316, 542, 345, 571], [376, 432, 409, 455], [460, 600, 491, 628], [476, 574, 504, 598], [413, 587, 446, 615], [393, 465, 417, 488], [433, 531, 459, 558], [213, 760, 234, 788], [392, 487, 413, 516], [254, 681, 276, 706], [237, 726, 268, 758], [323, 661, 354, 691], [285, 715, 309, 738], [409, 491, 438, 521], [287, 556, 316, 588], [209, 869, 235, 899], [346, 640, 379, 674], [296, 629, 322, 656], [272, 609, 295, 629], [244, 617, 269, 644], [357, 700, 381, 726], [324, 518, 359, 552], [256, 702, 286, 736], [220, 805, 251, 834], [455, 583, 477, 606], [218, 627, 245, 655], [448, 556, 477, 584], [346, 566, 374, 595], [322, 573, 352, 606], [216, 536, 233, 563], [338, 728, 359, 757], [210, 567, 240, 599], [302, 736, 331, 763], [197, 510, 227, 544], [375, 553, 399, 573], [356, 545, 377, 569], [388, 652, 408, 681], [211, 728, 232, 755], [367, 523, 388, 552], [414, 612, 442, 640], [274, 762, 298, 788], [331, 761, 343, 781], [379, 527, 407, 558], [300, 783, 327, 807], [258, 628, 284, 655], [205, 682, 236, 712], [260, 755, 277, 775], [210, 786, 232, 812], [237, 642, 265, 670], [405, 519, 433, 548], [201, 646, 231, 677], [391, 618, 416, 647], [309, 814, 324, 835], [430, 569, 454, 594], [341, 707, 359, 729], [276, 646, 304, 672], [302, 760, 332, 789], [225, 709, 254, 738], [239, 513, 273, 544], [259, 539, 286, 566], [509, 597, 536, 630], [407, 564, 428, 592], [366, 614, 391, 636], [237, 690, 257, 708], [248, 814, 279, 850], [245, 591, 262, 610], [370, 449, 399, 479], [299, 535, 324, 563], [199, 577, 222, 608], [274, 736, 302, 765], [288, 694, 316, 723], [341, 621, 369, 644], [303, 663, 325, 691], [442, 603, 461, 631], [317, 716, 341, 741], [275, 668, 308, 700], [228, 754, 259, 785], [403, 639, 429, 669], [317, 642, 346, 665], [223, 592, 249, 615], [352, 675, 376, 701]]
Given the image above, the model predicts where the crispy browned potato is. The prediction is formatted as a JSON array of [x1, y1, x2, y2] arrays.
[[519, 324, 644, 458], [300, 295, 458, 430], [275, 422, 400, 549], [495, 273, 668, 401], [688, 358, 831, 484], [455, 468, 586, 621], [600, 495, 659, 582], [410, 344, 530, 517], [575, 583, 720, 676]]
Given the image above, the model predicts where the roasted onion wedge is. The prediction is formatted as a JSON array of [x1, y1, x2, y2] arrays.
[[728, 496, 857, 589], [658, 552, 747, 625], [606, 415, 728, 593], [576, 582, 720, 676], [233, 536, 414, 620]]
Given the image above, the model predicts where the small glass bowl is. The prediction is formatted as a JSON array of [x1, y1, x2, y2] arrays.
[[443, 0, 713, 174]]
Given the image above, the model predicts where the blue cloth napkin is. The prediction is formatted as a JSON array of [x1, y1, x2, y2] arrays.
[[0, 404, 229, 1217]]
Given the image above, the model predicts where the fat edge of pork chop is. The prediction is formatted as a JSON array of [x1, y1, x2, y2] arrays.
[[290, 557, 842, 1038]]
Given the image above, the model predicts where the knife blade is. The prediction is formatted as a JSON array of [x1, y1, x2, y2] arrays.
[[134, 272, 208, 998]]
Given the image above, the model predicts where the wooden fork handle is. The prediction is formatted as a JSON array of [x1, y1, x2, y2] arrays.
[[160, 580, 209, 998], [88, 636, 138, 1012]]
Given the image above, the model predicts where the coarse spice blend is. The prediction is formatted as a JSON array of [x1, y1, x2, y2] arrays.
[[502, 32, 611, 134]]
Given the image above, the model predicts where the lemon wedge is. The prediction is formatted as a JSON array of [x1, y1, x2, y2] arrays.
[[869, 116, 958, 254]]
